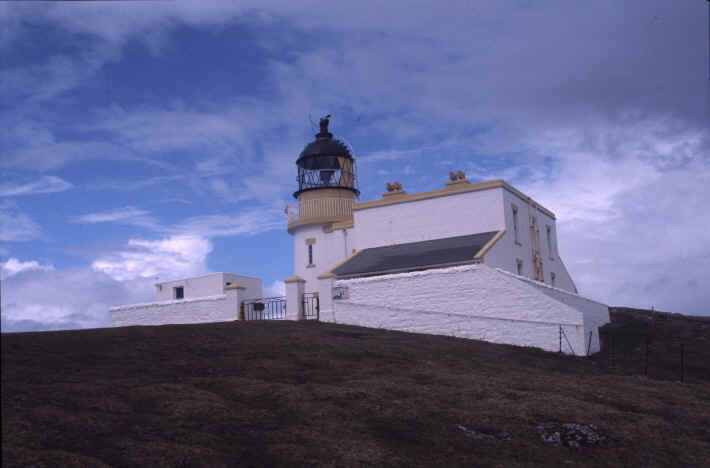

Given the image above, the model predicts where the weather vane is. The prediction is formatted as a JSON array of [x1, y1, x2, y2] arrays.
[[319, 114, 331, 134]]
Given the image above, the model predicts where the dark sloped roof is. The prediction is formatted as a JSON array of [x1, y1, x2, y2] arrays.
[[298, 137, 352, 163], [331, 231, 500, 279]]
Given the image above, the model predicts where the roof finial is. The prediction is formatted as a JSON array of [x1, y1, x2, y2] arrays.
[[318, 114, 332, 137]]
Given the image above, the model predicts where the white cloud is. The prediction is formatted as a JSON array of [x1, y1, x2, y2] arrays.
[[208, 178, 237, 202], [0, 46, 118, 103], [264, 280, 285, 297], [70, 202, 286, 240], [87, 175, 185, 192], [0, 200, 42, 242], [1, 139, 139, 172], [88, 104, 258, 156], [1, 235, 211, 332], [173, 205, 285, 238], [72, 206, 151, 224], [1, 267, 154, 332], [497, 117, 710, 315], [196, 158, 234, 177], [0, 175, 73, 197], [91, 235, 212, 282], [1, 257, 54, 278]]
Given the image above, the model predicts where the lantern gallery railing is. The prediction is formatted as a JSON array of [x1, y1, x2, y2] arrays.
[[296, 164, 357, 193], [287, 198, 354, 223]]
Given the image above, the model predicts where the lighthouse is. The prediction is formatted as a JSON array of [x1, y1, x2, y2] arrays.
[[113, 115, 609, 355], [287, 116, 359, 292]]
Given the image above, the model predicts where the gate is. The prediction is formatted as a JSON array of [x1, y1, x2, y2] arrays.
[[241, 296, 286, 320], [302, 292, 320, 320]]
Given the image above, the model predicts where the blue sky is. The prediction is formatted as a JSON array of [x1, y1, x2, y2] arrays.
[[1, 0, 709, 332]]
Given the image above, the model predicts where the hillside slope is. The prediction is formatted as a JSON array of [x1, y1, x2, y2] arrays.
[[3, 316, 710, 467]]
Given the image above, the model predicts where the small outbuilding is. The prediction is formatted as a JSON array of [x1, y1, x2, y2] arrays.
[[109, 273, 261, 327]]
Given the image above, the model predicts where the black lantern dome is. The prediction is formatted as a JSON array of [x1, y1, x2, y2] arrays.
[[294, 115, 359, 198]]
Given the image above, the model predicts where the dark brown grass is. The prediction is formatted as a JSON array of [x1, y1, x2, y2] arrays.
[[3, 309, 709, 467]]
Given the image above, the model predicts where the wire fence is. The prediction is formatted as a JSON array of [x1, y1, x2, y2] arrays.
[[590, 331, 706, 384]]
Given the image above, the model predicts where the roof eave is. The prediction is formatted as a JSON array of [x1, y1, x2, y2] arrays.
[[333, 258, 482, 280]]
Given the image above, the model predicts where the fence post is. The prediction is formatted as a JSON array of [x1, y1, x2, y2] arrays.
[[225, 283, 246, 320], [680, 343, 685, 383], [559, 325, 562, 353], [284, 275, 306, 321], [587, 331, 592, 356], [610, 335, 615, 368], [644, 336, 649, 376], [239, 302, 245, 321], [315, 293, 320, 321]]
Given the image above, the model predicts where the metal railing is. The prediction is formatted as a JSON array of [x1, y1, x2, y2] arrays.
[[302, 293, 320, 320], [240, 297, 286, 320]]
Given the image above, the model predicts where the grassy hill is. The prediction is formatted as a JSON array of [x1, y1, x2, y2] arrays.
[[2, 310, 710, 467]]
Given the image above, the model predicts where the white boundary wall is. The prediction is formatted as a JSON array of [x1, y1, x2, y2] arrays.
[[109, 289, 241, 327], [495, 268, 610, 354], [330, 264, 609, 355]]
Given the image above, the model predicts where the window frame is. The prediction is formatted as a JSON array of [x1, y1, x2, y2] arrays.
[[512, 204, 520, 245], [174, 286, 184, 300]]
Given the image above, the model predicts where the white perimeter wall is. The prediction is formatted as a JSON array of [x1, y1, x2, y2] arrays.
[[329, 264, 606, 355], [496, 268, 610, 354], [110, 288, 246, 327], [351, 188, 505, 250]]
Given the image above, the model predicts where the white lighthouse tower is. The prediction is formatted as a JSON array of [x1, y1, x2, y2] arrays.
[[287, 116, 359, 293]]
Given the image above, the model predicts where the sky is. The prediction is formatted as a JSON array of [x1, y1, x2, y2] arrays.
[[1, 0, 709, 332]]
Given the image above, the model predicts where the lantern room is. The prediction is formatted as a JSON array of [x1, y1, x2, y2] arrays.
[[293, 115, 359, 199]]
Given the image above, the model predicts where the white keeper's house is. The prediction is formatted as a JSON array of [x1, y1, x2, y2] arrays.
[[110, 117, 609, 355]]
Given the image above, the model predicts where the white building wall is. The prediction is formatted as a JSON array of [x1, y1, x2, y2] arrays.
[[492, 189, 576, 293], [222, 274, 262, 300], [291, 182, 581, 299], [155, 273, 263, 301], [292, 224, 348, 293], [351, 188, 506, 250], [155, 273, 225, 301], [109, 294, 239, 327], [329, 264, 601, 354]]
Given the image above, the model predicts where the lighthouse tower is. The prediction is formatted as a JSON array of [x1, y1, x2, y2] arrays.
[[287, 116, 359, 292]]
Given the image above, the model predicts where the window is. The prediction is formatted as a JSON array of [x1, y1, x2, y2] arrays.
[[551, 272, 556, 287], [174, 286, 184, 300], [305, 238, 316, 267], [546, 225, 554, 259], [531, 216, 540, 251], [516, 258, 523, 276], [512, 204, 520, 244]]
